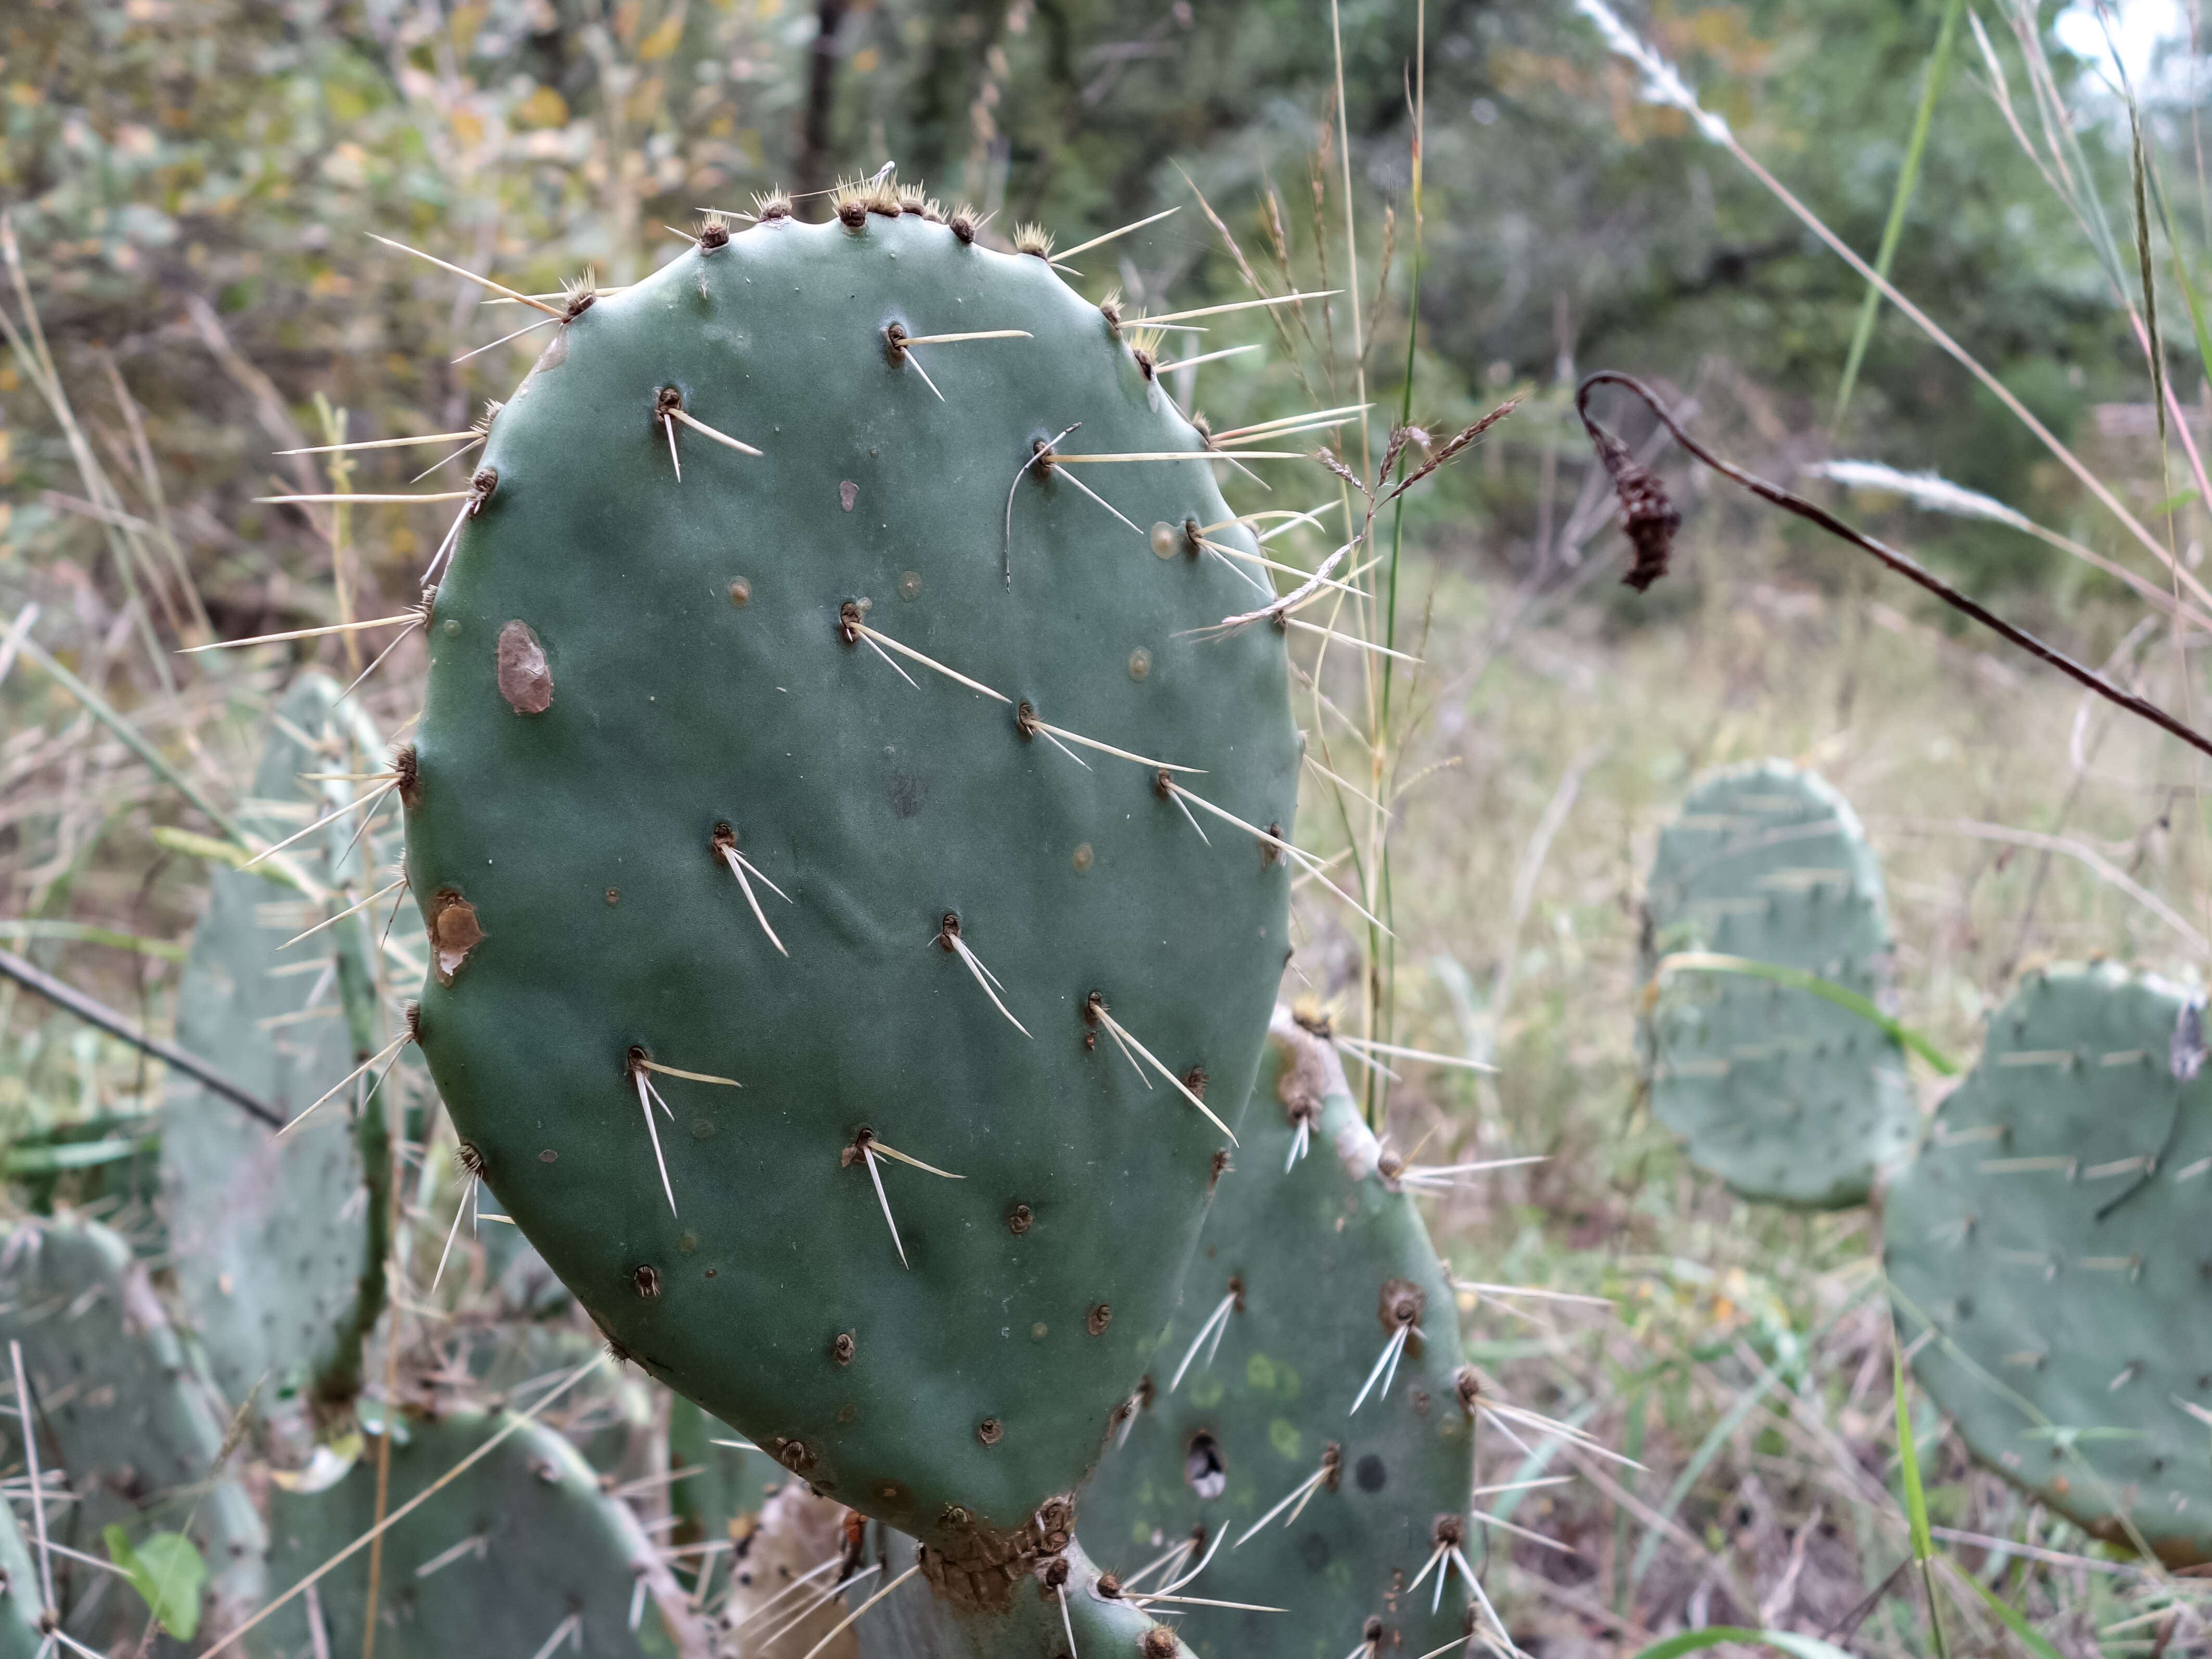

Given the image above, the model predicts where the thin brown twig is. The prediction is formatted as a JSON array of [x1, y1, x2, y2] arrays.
[[1576, 371, 2212, 763]]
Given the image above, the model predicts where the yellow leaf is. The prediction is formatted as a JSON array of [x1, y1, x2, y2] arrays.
[[637, 10, 684, 59], [515, 83, 569, 128]]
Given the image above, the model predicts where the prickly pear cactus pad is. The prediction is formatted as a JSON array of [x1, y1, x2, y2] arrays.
[[1640, 760, 1914, 1207], [400, 190, 1301, 1565], [0, 1498, 41, 1659], [162, 671, 389, 1415], [668, 1392, 777, 1547], [1079, 1007, 1476, 1658], [1884, 962, 2212, 1564], [253, 1407, 699, 1658], [0, 1218, 267, 1644]]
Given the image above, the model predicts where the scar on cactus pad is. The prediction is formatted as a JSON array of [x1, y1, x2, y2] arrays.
[[1639, 761, 1916, 1208], [395, 178, 1313, 1594], [1885, 962, 2212, 1565]]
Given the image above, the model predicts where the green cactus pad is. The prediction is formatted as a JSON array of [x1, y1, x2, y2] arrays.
[[1640, 760, 1914, 1207], [1078, 1008, 1477, 1658], [1884, 962, 2212, 1564], [162, 671, 392, 1412], [669, 1392, 778, 1547], [0, 1218, 266, 1645], [400, 197, 1301, 1562], [853, 1532, 1198, 1659], [253, 1406, 699, 1657], [0, 1499, 41, 1658]]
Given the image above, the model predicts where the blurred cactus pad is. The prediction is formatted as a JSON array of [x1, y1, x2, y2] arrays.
[[1885, 962, 2212, 1564], [1639, 760, 1915, 1208], [399, 187, 1303, 1580], [253, 1406, 694, 1657]]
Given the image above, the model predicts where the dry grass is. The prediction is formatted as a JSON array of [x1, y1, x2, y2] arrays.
[[8, 1, 2212, 1651]]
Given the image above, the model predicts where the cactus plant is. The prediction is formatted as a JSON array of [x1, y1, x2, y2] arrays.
[[1076, 1006, 1479, 1658], [1884, 961, 2212, 1564], [0, 1217, 266, 1646], [1640, 760, 1915, 1207], [161, 671, 393, 1417], [252, 1406, 700, 1657], [668, 1393, 777, 1548], [0, 1499, 41, 1659], [395, 180, 1299, 1628], [853, 1527, 1204, 1659]]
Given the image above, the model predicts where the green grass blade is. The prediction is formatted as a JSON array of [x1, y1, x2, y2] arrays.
[[1893, 1339, 1933, 1561], [1952, 1563, 2065, 1659], [18, 632, 245, 847], [1653, 951, 1959, 1074], [5, 1135, 160, 1175], [1833, 0, 1964, 427], [1625, 1628, 1855, 1659], [2148, 161, 2212, 386], [0, 918, 188, 960], [1893, 1333, 1949, 1659], [2129, 100, 2167, 444]]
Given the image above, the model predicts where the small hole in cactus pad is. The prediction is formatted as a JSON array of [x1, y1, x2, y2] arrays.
[[1354, 1453, 1386, 1492], [1087, 1304, 1112, 1336], [632, 1265, 662, 1299], [1183, 1432, 1226, 1500], [977, 1418, 1003, 1446], [831, 1332, 855, 1365]]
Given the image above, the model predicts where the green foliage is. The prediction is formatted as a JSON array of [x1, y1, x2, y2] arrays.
[[0, 1217, 266, 1647], [402, 201, 1301, 1565], [1640, 760, 1916, 1208], [160, 670, 392, 1418], [1078, 1008, 1476, 1659], [1884, 961, 2212, 1564], [102, 1524, 208, 1642], [253, 1407, 689, 1659]]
